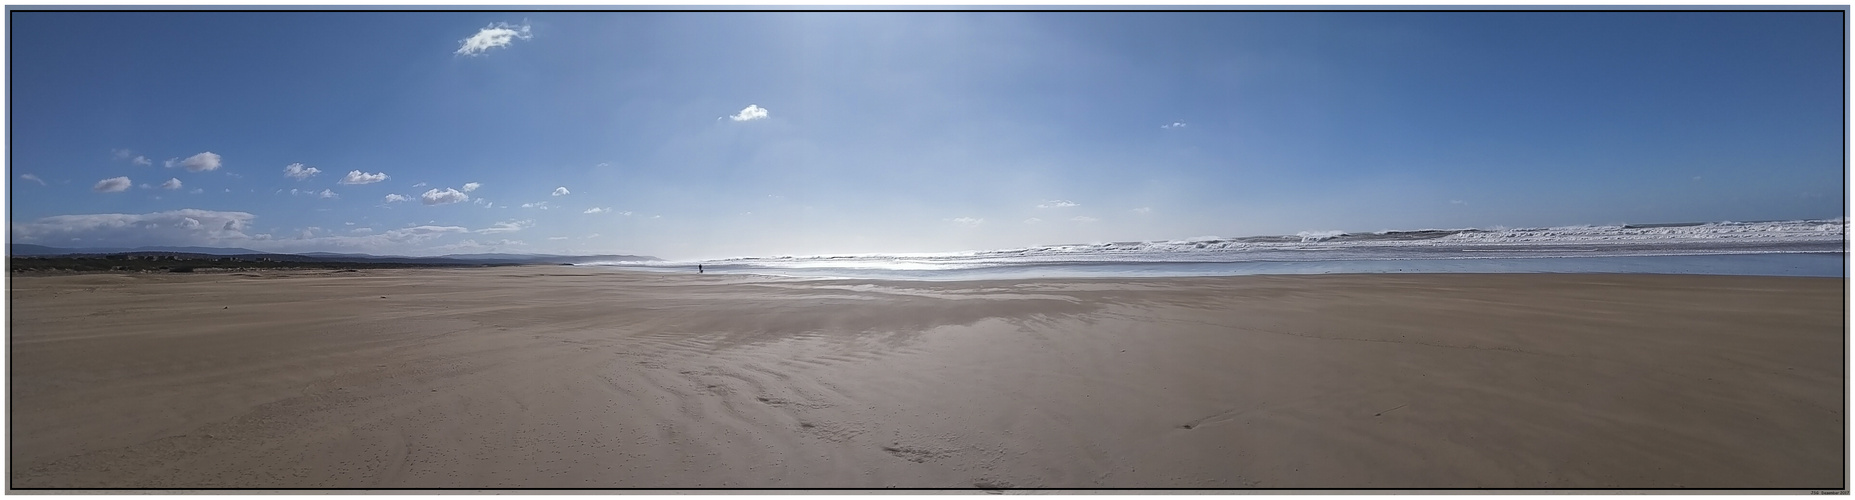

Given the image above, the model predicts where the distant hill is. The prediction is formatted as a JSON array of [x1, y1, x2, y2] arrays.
[[10, 244, 71, 256], [10, 244, 658, 265], [436, 253, 658, 263]]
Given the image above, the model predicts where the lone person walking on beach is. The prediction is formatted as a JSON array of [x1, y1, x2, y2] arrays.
[[698, 264, 703, 274]]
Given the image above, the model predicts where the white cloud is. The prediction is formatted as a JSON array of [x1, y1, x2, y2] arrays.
[[93, 177, 131, 193], [112, 149, 133, 160], [131, 155, 151, 166], [585, 233, 600, 239], [595, 162, 610, 168], [551, 187, 570, 196], [462, 182, 481, 192], [341, 170, 389, 185], [422, 188, 470, 205], [352, 227, 374, 233], [386, 225, 469, 239], [456, 21, 532, 57], [729, 104, 769, 122], [548, 236, 569, 240], [1024, 218, 1042, 224], [170, 152, 222, 172], [1132, 207, 1153, 214], [1071, 216, 1098, 223], [283, 163, 321, 180], [189, 188, 203, 194], [949, 217, 984, 226], [476, 219, 534, 234], [1161, 122, 1187, 129], [20, 174, 45, 186], [12, 209, 255, 247], [286, 188, 337, 199], [1037, 200, 1079, 208], [521, 201, 550, 209], [583, 207, 610, 214], [160, 178, 182, 190], [412, 182, 427, 188], [431, 238, 528, 252], [383, 193, 412, 203]]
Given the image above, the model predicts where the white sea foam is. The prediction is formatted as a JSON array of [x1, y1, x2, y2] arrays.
[[586, 219, 1844, 274]]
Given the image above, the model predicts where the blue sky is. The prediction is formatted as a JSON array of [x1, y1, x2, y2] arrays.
[[9, 10, 1844, 259]]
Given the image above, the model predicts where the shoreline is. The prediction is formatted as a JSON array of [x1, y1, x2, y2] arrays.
[[10, 268, 1845, 489]]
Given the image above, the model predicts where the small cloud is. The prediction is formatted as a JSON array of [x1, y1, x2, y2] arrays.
[[456, 21, 532, 56], [352, 227, 374, 233], [112, 148, 133, 160], [729, 104, 770, 122], [1071, 216, 1098, 223], [283, 163, 321, 180], [422, 188, 470, 205], [412, 182, 428, 188], [595, 162, 610, 168], [552, 187, 570, 196], [1024, 217, 1042, 224], [548, 236, 569, 240], [341, 170, 389, 185], [585, 233, 601, 239], [19, 174, 45, 186], [462, 182, 481, 192], [131, 155, 151, 166], [476, 219, 533, 234], [165, 152, 222, 172], [93, 176, 131, 193], [949, 217, 984, 226], [317, 189, 338, 199], [521, 201, 550, 209], [1692, 176, 1702, 182], [160, 178, 182, 190], [189, 188, 203, 194], [1132, 207, 1153, 214], [1036, 200, 1079, 208], [1161, 121, 1187, 129], [383, 193, 412, 203], [584, 207, 611, 214]]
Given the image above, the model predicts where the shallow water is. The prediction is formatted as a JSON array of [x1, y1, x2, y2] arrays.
[[601, 252, 1845, 281]]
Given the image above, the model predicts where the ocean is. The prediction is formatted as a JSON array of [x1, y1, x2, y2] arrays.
[[587, 218, 1847, 281]]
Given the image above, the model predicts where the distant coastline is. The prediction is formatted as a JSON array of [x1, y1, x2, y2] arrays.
[[7, 246, 659, 274]]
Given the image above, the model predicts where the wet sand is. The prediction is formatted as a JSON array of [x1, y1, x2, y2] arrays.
[[8, 268, 1845, 489]]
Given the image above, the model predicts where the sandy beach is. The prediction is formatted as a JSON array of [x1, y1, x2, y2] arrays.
[[8, 268, 1844, 489]]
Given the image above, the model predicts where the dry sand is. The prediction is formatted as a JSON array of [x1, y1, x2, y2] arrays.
[[7, 268, 1845, 489]]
